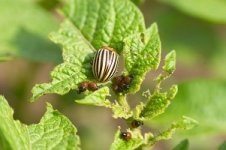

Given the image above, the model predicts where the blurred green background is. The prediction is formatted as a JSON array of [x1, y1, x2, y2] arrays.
[[0, 0, 226, 149]]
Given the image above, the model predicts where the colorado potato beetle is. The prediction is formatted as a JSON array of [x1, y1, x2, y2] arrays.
[[92, 47, 119, 82]]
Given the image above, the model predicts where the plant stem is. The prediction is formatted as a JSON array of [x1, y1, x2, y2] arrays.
[[118, 94, 130, 111]]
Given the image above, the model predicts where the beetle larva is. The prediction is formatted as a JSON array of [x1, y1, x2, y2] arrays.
[[120, 131, 132, 141]]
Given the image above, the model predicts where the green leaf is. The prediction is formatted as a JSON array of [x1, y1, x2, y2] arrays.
[[31, 20, 94, 101], [159, 0, 226, 23], [173, 139, 189, 150], [153, 80, 226, 134], [75, 87, 111, 107], [140, 84, 178, 120], [0, 96, 30, 149], [110, 128, 143, 150], [76, 87, 133, 119], [112, 116, 192, 150], [28, 103, 80, 149], [123, 23, 161, 93], [149, 116, 197, 145], [133, 102, 145, 119], [63, 0, 145, 53], [131, 0, 145, 5], [155, 50, 177, 88], [163, 50, 176, 74], [219, 141, 226, 150], [110, 94, 132, 119], [0, 0, 61, 63], [111, 101, 133, 119], [31, 0, 146, 101], [0, 96, 80, 149]]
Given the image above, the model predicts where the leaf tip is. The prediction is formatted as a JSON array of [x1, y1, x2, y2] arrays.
[[168, 84, 178, 99], [147, 23, 159, 38], [173, 139, 189, 150], [181, 116, 199, 130], [163, 50, 176, 74], [46, 102, 54, 111], [150, 22, 158, 31]]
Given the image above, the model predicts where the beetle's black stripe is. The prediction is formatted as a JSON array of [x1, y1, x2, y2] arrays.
[[108, 51, 118, 81], [102, 51, 112, 81], [108, 53, 118, 80], [99, 49, 107, 81], [94, 50, 101, 79], [104, 51, 117, 81], [105, 51, 116, 81], [102, 50, 110, 81], [92, 48, 119, 82], [93, 49, 102, 80]]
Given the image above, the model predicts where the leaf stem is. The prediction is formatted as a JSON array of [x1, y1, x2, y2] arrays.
[[118, 94, 130, 111], [155, 71, 171, 92]]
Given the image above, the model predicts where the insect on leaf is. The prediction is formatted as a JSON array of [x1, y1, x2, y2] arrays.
[[31, 0, 146, 101]]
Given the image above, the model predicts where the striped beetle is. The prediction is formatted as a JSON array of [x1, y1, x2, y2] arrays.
[[92, 47, 119, 82]]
